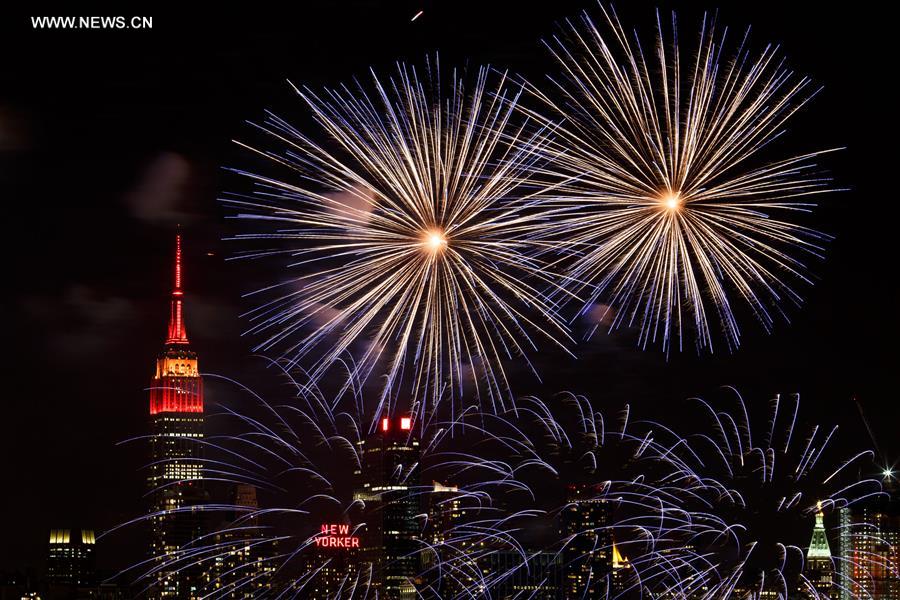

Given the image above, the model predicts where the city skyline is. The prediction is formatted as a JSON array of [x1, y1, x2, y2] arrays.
[[1, 2, 897, 598]]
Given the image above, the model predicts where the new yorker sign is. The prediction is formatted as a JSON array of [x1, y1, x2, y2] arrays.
[[314, 524, 360, 549]]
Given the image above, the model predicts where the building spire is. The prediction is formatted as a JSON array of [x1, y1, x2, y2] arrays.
[[166, 234, 189, 344], [807, 501, 832, 559], [612, 541, 630, 569]]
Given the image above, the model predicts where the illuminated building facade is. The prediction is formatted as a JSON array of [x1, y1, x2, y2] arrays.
[[47, 529, 96, 588], [354, 416, 421, 599], [801, 504, 836, 599], [300, 543, 359, 599], [424, 482, 460, 555], [559, 483, 613, 597], [208, 484, 274, 598], [838, 489, 900, 600], [147, 235, 208, 599], [421, 481, 487, 596]]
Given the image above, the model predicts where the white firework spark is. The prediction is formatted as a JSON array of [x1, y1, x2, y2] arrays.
[[224, 59, 572, 424], [529, 5, 837, 353]]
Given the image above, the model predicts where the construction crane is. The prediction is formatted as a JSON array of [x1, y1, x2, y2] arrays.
[[854, 395, 893, 481]]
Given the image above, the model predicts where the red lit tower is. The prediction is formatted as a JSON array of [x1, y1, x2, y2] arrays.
[[147, 235, 208, 599]]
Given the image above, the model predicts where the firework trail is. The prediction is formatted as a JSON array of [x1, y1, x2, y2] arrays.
[[648, 388, 886, 598], [527, 5, 837, 353], [418, 393, 720, 599], [223, 58, 572, 426], [112, 370, 736, 599]]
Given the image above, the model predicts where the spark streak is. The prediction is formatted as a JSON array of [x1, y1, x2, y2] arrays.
[[224, 59, 572, 424], [529, 6, 837, 353]]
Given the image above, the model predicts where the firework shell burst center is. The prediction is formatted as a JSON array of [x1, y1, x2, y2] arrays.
[[223, 59, 574, 424], [523, 4, 838, 354]]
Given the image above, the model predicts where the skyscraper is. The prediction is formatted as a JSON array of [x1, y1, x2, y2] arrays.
[[208, 484, 274, 598], [838, 485, 900, 600], [47, 529, 96, 588], [559, 483, 613, 597], [423, 482, 462, 591], [147, 235, 208, 599], [354, 415, 421, 599], [801, 503, 835, 599]]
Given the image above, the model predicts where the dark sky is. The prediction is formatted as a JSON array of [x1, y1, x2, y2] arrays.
[[1, 1, 897, 576]]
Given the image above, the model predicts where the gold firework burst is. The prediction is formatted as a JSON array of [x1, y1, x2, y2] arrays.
[[224, 60, 572, 423], [529, 6, 837, 353]]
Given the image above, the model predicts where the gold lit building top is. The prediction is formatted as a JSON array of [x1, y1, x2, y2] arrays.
[[154, 355, 199, 378]]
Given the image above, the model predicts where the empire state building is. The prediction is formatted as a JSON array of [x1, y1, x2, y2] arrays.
[[147, 235, 207, 599]]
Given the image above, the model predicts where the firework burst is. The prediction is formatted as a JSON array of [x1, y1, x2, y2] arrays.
[[529, 5, 837, 353], [223, 59, 572, 424], [113, 371, 734, 599], [418, 394, 722, 598], [651, 388, 886, 598]]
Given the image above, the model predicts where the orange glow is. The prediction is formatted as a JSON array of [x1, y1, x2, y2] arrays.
[[423, 229, 448, 253], [659, 192, 682, 212], [154, 356, 199, 378]]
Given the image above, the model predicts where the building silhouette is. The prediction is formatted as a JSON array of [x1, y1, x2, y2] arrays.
[[559, 483, 614, 597], [47, 529, 96, 588], [147, 235, 208, 598], [354, 415, 421, 599], [38, 529, 131, 599], [207, 484, 274, 597], [489, 551, 562, 599]]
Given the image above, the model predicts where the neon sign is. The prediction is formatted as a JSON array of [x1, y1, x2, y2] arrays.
[[314, 524, 360, 549]]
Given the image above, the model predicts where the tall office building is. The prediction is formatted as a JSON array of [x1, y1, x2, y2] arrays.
[[838, 485, 900, 600], [838, 506, 853, 600], [299, 550, 355, 599], [47, 529, 96, 587], [801, 503, 835, 598], [354, 415, 421, 599], [147, 235, 208, 599], [421, 481, 487, 597], [559, 483, 613, 597], [208, 484, 274, 597]]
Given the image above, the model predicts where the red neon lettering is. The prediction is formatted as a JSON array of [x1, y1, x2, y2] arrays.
[[315, 524, 360, 550]]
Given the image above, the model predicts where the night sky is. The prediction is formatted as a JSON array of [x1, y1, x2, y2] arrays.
[[1, 2, 897, 576]]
